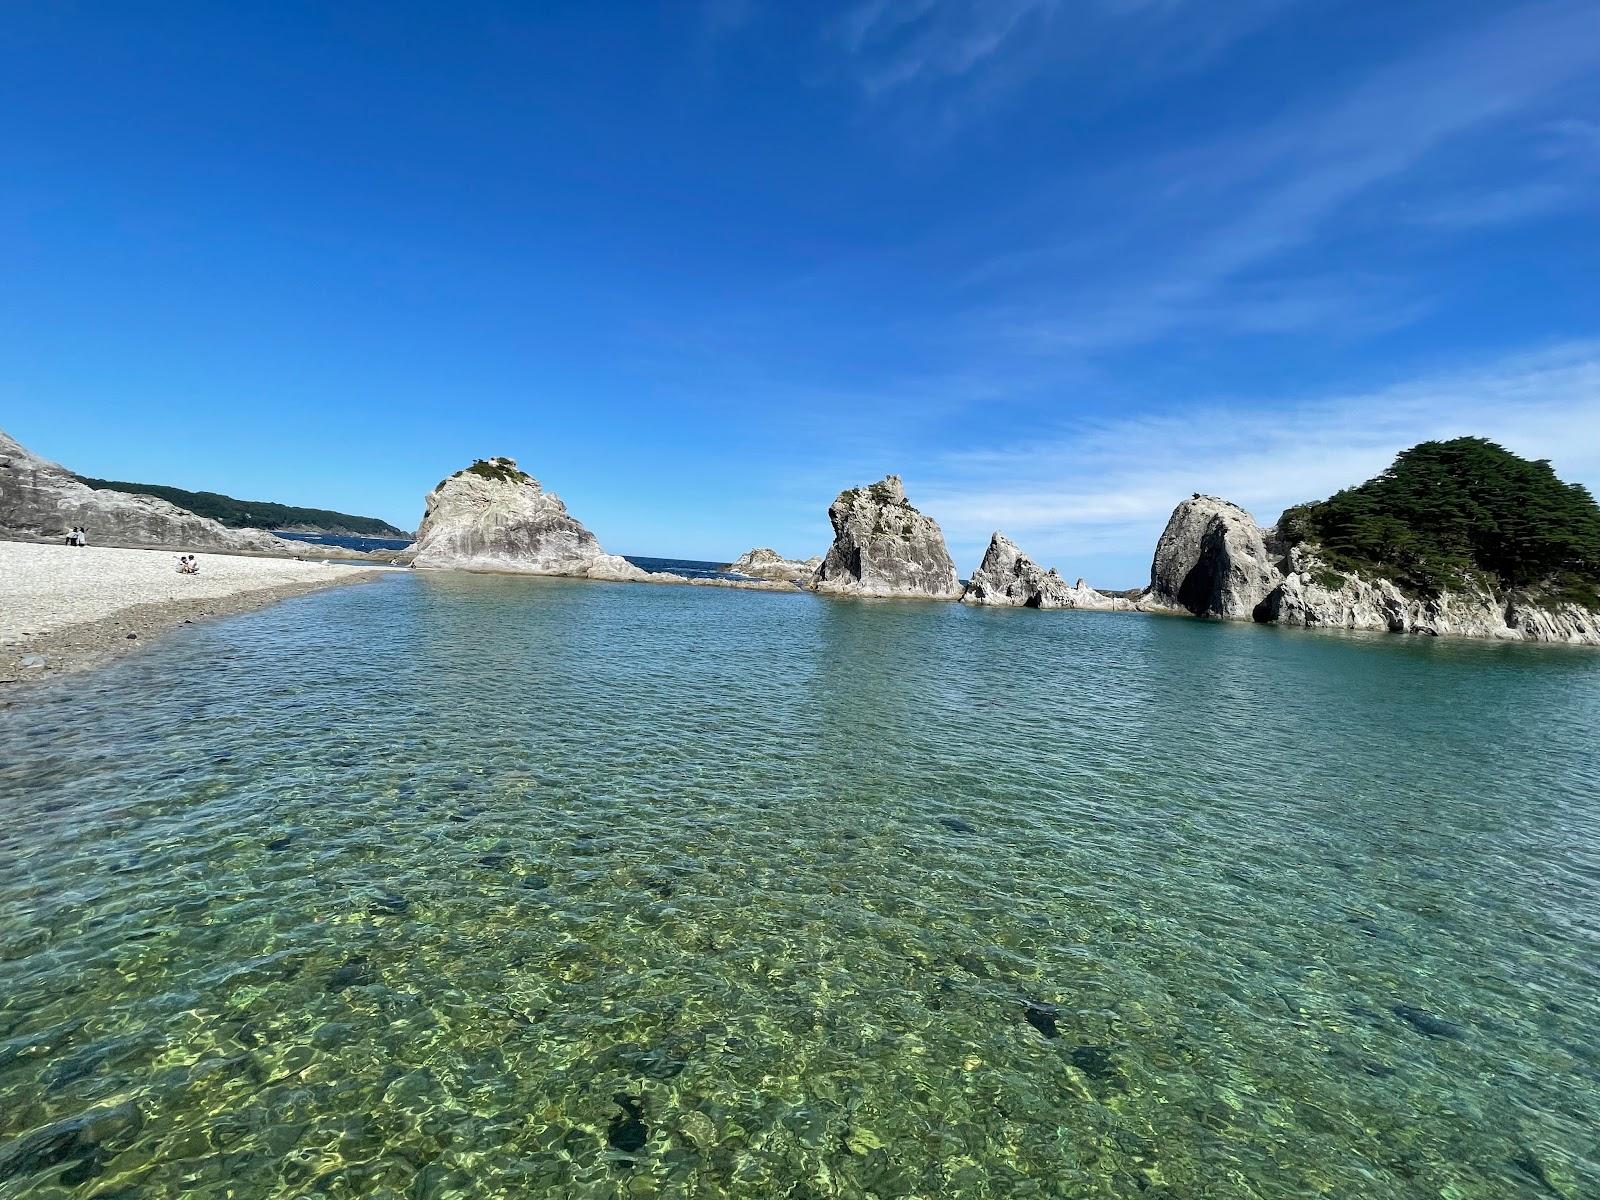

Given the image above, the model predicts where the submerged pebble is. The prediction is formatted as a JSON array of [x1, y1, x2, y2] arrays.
[[327, 957, 375, 992], [368, 892, 410, 916], [607, 1093, 649, 1153], [937, 816, 977, 835], [1023, 1000, 1059, 1039], [1391, 1005, 1467, 1040], [1069, 1045, 1118, 1080]]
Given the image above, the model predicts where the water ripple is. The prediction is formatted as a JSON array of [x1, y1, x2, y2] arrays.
[[1, 573, 1597, 1198]]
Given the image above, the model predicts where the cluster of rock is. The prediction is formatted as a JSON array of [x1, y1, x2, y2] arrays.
[[805, 476, 1116, 607], [723, 547, 822, 582], [0, 429, 290, 554], [961, 532, 1115, 610], [409, 463, 1116, 608], [1139, 494, 1600, 645]]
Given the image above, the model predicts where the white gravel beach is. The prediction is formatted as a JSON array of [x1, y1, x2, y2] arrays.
[[0, 540, 389, 690]]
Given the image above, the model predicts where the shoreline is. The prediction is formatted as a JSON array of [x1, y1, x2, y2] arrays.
[[0, 541, 390, 699]]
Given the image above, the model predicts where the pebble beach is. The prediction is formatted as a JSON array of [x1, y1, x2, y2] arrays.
[[0, 540, 388, 690]]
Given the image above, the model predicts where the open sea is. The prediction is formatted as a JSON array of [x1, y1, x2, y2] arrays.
[[1, 572, 1597, 1199]]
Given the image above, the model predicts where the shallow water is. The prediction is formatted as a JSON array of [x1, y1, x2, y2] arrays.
[[1, 573, 1597, 1199]]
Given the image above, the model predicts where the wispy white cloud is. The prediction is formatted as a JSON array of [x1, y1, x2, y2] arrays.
[[828, 0, 1297, 117], [915, 342, 1600, 583], [980, 0, 1600, 352], [833, 0, 1056, 93], [1417, 182, 1579, 230]]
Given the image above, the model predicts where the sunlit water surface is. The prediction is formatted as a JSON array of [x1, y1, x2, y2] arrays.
[[2, 573, 1597, 1199]]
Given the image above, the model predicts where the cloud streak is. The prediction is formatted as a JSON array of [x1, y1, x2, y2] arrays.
[[980, 0, 1600, 352], [915, 342, 1600, 583]]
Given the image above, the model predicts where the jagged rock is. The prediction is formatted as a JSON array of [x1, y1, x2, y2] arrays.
[[1257, 544, 1600, 644], [811, 475, 962, 600], [1140, 495, 1279, 619], [409, 457, 650, 578], [0, 428, 290, 553], [724, 547, 822, 582], [960, 532, 1114, 609]]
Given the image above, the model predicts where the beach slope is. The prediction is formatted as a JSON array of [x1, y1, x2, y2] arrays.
[[0, 541, 387, 688]]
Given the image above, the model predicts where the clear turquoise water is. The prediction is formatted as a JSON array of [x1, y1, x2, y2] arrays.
[[2, 573, 1598, 1199]]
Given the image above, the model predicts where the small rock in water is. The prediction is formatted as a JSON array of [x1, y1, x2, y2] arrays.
[[0, 1101, 138, 1185], [1023, 1001, 1059, 1039], [607, 1093, 649, 1153], [478, 853, 507, 869], [368, 892, 409, 916], [19, 655, 46, 670], [1391, 1005, 1467, 1040], [265, 836, 294, 852], [1509, 1147, 1561, 1197], [1069, 1045, 1118, 1080], [327, 957, 374, 991], [124, 633, 137, 640], [938, 816, 977, 835], [520, 875, 550, 890]]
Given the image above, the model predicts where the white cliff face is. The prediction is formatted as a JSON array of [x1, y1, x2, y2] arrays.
[[1258, 545, 1600, 644], [724, 547, 823, 582], [0, 428, 290, 554], [409, 458, 651, 579], [961, 532, 1114, 610], [811, 475, 963, 600], [1140, 495, 1280, 620]]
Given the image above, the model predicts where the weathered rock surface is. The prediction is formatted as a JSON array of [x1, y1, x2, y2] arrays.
[[961, 532, 1114, 609], [724, 547, 823, 582], [0, 429, 290, 553], [811, 476, 962, 600], [1139, 495, 1279, 620], [409, 457, 651, 578], [1139, 489, 1600, 645], [1257, 544, 1600, 644]]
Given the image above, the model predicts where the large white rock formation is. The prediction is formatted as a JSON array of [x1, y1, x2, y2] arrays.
[[409, 457, 652, 579], [811, 475, 962, 600], [1140, 495, 1280, 620]]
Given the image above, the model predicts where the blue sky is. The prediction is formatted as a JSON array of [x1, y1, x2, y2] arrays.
[[3, 0, 1598, 584]]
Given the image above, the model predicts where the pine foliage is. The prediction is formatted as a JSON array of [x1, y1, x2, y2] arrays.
[[1277, 438, 1600, 605]]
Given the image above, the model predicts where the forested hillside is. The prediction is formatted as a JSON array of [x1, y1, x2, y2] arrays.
[[74, 476, 409, 537], [1278, 437, 1600, 606]]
